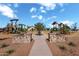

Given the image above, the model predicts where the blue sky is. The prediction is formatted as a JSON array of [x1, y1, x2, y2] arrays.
[[0, 3, 79, 28]]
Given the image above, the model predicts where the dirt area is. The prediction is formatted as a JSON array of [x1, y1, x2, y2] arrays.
[[0, 33, 34, 56], [46, 31, 79, 56]]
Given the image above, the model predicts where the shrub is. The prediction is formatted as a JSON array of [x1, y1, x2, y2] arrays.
[[59, 45, 67, 50], [68, 42, 76, 47]]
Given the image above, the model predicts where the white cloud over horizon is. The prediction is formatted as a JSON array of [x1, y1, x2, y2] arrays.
[[60, 20, 74, 26]]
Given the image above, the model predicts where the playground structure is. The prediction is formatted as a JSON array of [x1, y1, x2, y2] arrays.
[[4, 19, 27, 34], [6, 19, 19, 33], [18, 24, 26, 32], [0, 18, 33, 44]]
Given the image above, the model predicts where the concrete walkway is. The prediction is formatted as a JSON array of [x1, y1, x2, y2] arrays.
[[29, 35, 52, 56]]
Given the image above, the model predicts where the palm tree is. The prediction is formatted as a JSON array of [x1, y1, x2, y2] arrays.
[[34, 22, 45, 35]]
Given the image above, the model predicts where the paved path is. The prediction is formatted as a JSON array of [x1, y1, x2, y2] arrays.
[[29, 35, 52, 56]]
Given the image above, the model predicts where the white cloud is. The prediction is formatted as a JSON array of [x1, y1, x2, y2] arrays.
[[30, 7, 37, 13], [38, 15, 43, 20], [31, 15, 43, 20], [40, 6, 46, 13], [39, 3, 56, 10], [61, 20, 74, 26], [41, 9, 46, 13], [31, 15, 37, 18], [0, 4, 17, 19], [39, 3, 65, 14], [40, 6, 44, 10], [31, 3, 64, 21], [47, 16, 57, 20]]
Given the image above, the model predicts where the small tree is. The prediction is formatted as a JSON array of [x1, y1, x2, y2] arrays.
[[34, 22, 45, 35]]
